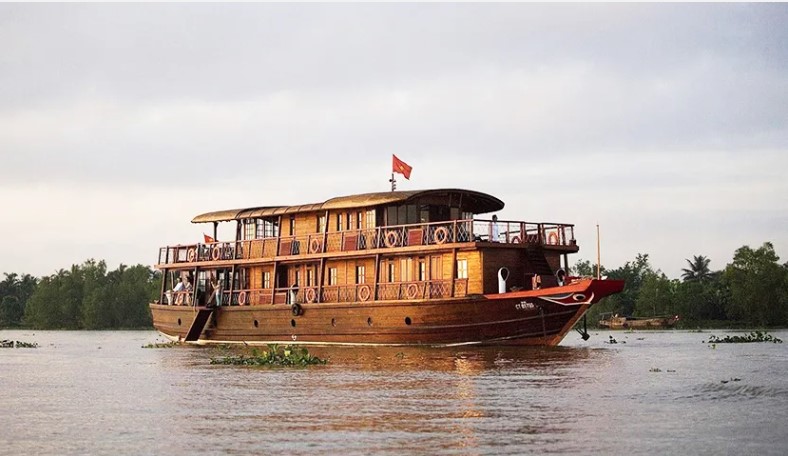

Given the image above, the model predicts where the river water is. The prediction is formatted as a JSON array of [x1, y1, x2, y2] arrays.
[[1, 329, 787, 455]]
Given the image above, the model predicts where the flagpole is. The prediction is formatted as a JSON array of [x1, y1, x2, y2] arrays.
[[390, 173, 396, 191], [596, 223, 601, 279]]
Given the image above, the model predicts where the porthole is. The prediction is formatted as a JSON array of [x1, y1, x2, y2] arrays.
[[291, 319, 296, 327], [573, 294, 586, 302], [177, 318, 182, 326], [331, 318, 336, 327], [405, 317, 412, 325], [367, 317, 373, 326], [254, 320, 259, 328]]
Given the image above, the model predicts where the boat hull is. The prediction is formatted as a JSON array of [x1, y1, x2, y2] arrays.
[[150, 279, 623, 347]]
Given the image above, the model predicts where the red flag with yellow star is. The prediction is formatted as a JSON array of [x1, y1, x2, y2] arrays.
[[392, 154, 412, 180]]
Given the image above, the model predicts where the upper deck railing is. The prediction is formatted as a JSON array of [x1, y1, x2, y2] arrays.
[[157, 219, 576, 266]]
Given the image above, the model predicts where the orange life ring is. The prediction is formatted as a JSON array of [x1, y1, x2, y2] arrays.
[[433, 226, 449, 245], [187, 248, 196, 262], [358, 284, 371, 302], [406, 283, 419, 299], [309, 238, 321, 254], [548, 232, 559, 245], [305, 288, 316, 303], [238, 291, 247, 305], [211, 245, 221, 261], [384, 230, 399, 248]]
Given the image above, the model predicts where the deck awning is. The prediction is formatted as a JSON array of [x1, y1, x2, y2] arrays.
[[191, 189, 504, 223]]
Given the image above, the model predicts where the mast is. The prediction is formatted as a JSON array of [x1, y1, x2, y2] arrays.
[[596, 223, 601, 279]]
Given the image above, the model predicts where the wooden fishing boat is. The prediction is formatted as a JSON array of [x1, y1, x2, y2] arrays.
[[149, 189, 624, 346], [598, 313, 680, 330]]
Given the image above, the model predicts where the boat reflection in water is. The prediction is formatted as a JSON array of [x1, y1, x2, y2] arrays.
[[172, 343, 605, 455]]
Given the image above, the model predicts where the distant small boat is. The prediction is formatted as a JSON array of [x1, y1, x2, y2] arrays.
[[598, 313, 679, 330]]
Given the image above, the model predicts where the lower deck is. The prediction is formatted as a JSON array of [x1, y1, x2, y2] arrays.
[[150, 279, 624, 347]]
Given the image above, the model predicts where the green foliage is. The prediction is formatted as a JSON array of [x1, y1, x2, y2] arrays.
[[600, 253, 653, 317], [636, 271, 677, 317], [571, 259, 605, 278], [723, 243, 788, 326], [210, 344, 328, 367], [681, 255, 713, 282], [19, 259, 159, 330], [0, 273, 37, 327]]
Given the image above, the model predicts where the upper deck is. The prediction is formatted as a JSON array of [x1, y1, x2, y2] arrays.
[[157, 218, 577, 267]]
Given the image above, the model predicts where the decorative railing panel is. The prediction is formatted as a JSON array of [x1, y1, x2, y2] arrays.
[[157, 219, 575, 265]]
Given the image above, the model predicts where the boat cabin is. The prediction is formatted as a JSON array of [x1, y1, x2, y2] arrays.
[[155, 189, 578, 308]]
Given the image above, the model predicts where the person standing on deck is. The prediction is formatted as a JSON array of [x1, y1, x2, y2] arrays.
[[210, 275, 222, 307], [491, 214, 500, 242]]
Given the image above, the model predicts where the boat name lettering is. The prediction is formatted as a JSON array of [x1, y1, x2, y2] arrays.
[[516, 301, 537, 311]]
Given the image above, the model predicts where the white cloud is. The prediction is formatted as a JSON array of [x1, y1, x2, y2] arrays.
[[0, 3, 786, 277]]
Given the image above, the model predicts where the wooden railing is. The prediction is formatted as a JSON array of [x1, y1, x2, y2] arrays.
[[182, 279, 471, 307], [157, 219, 575, 265]]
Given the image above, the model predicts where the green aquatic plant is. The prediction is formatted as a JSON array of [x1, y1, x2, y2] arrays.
[[0, 340, 38, 348], [210, 344, 328, 367], [142, 341, 180, 348], [705, 331, 782, 344]]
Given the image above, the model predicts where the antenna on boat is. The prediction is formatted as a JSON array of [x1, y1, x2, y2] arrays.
[[596, 223, 601, 279], [389, 173, 396, 191]]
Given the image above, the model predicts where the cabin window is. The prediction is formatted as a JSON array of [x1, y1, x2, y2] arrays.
[[366, 210, 376, 229], [307, 267, 315, 287], [450, 207, 460, 220], [430, 256, 442, 280], [263, 271, 271, 289], [356, 212, 363, 229], [356, 265, 366, 284], [386, 204, 420, 226], [462, 211, 473, 221], [328, 267, 337, 286], [289, 216, 296, 236], [400, 258, 413, 282], [336, 213, 343, 231], [244, 220, 256, 240], [386, 206, 396, 226], [418, 258, 426, 281], [346, 213, 352, 231], [456, 259, 468, 279], [387, 262, 395, 283], [260, 219, 278, 238]]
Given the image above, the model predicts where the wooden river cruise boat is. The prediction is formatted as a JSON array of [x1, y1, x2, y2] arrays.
[[149, 189, 624, 346]]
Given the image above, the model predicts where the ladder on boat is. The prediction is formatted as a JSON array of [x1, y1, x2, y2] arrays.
[[184, 308, 214, 342], [525, 246, 554, 275]]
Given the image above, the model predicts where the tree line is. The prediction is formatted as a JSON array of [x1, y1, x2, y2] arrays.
[[577, 242, 788, 328], [0, 259, 159, 329], [1, 242, 786, 329]]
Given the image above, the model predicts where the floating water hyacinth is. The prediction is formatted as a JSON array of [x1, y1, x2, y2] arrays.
[[141, 341, 181, 348], [210, 344, 328, 366], [705, 331, 782, 344], [0, 340, 38, 348]]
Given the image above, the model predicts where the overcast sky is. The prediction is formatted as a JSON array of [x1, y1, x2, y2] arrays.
[[1, 3, 786, 279]]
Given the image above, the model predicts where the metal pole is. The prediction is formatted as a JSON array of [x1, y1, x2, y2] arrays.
[[596, 223, 601, 279]]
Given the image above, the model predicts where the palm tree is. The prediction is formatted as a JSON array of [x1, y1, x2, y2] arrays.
[[681, 255, 711, 282]]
